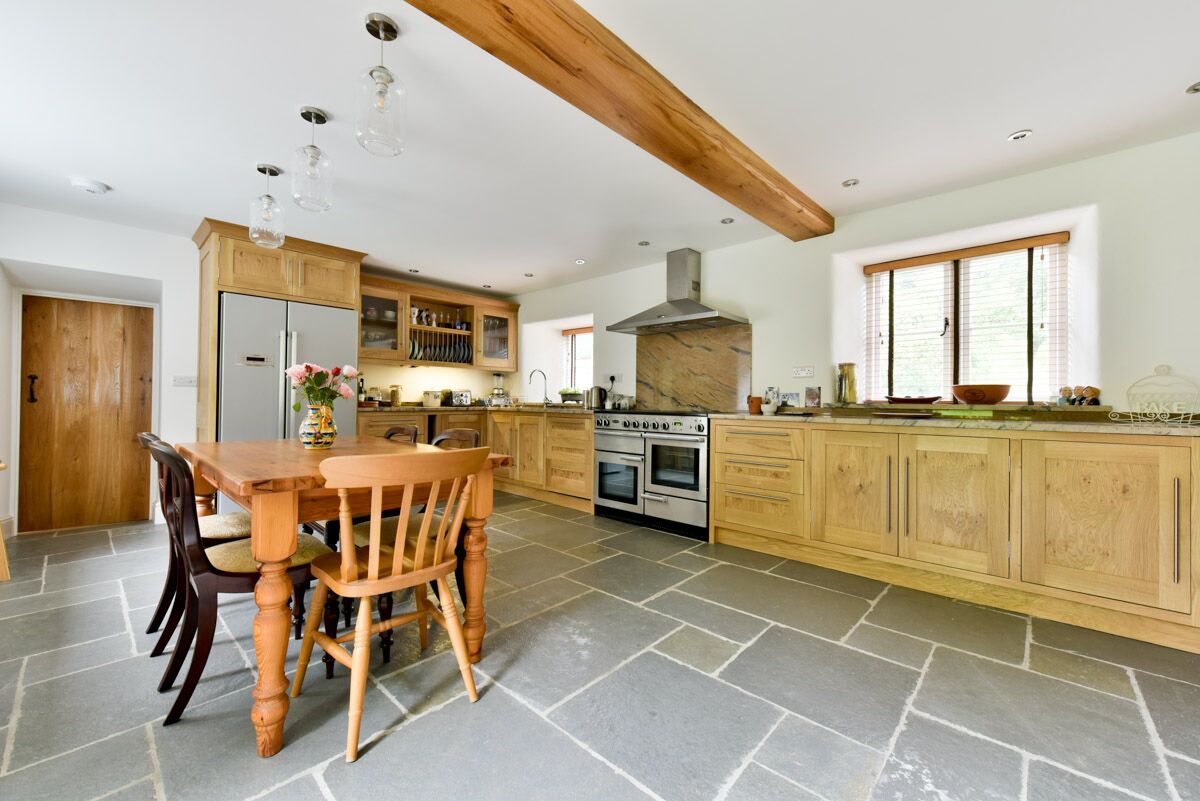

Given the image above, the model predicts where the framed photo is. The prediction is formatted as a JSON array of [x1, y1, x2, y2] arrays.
[[804, 386, 821, 407], [780, 391, 801, 407]]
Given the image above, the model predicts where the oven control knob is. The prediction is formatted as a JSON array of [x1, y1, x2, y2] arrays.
[[622, 420, 630, 428], [651, 422, 659, 430], [696, 423, 705, 432]]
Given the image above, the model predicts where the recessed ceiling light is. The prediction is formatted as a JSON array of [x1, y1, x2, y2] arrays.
[[841, 178, 860, 188], [1007, 129, 1033, 141], [574, 259, 586, 265], [524, 272, 534, 277], [638, 241, 650, 247], [408, 268, 419, 273], [720, 217, 735, 224], [1187, 81, 1200, 94], [482, 284, 492, 289], [70, 176, 111, 195]]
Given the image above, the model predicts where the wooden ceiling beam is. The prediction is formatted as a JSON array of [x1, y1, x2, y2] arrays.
[[407, 0, 834, 241]]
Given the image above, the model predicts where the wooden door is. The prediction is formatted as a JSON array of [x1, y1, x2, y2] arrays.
[[19, 297, 154, 532], [899, 434, 1010, 577], [292, 253, 358, 306], [475, 307, 517, 370], [810, 430, 898, 555], [216, 237, 290, 296], [1022, 440, 1191, 612], [489, 413, 516, 479], [516, 414, 545, 487]]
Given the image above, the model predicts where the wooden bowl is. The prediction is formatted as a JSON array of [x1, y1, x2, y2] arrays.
[[886, 395, 941, 405], [951, 384, 1011, 404]]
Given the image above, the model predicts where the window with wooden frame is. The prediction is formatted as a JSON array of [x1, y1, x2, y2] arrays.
[[561, 326, 593, 388], [863, 232, 1069, 404]]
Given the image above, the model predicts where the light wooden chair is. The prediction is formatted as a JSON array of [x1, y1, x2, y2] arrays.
[[292, 445, 490, 762]]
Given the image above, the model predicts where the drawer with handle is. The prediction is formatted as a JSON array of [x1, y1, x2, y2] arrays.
[[713, 453, 803, 495], [713, 483, 805, 539], [713, 423, 805, 459]]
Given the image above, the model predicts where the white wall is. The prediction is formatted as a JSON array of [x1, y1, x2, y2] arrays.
[[0, 264, 12, 520], [517, 131, 1200, 408], [520, 313, 593, 399]]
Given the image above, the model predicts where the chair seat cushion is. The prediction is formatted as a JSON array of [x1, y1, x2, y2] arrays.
[[206, 533, 332, 574], [198, 511, 252, 540]]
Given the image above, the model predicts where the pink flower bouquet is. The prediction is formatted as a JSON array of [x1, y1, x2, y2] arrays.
[[284, 363, 358, 412]]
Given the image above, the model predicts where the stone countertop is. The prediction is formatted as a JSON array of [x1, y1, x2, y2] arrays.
[[356, 405, 593, 415], [708, 411, 1200, 437]]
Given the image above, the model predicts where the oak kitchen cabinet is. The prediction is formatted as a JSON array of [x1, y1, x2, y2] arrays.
[[712, 421, 805, 540], [488, 411, 545, 487], [544, 414, 593, 499], [1022, 439, 1192, 612], [489, 411, 594, 503], [357, 411, 429, 443], [434, 411, 487, 444], [475, 307, 518, 371], [810, 429, 899, 556]]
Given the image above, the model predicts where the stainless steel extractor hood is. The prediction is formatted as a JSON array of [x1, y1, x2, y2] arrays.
[[606, 248, 748, 335]]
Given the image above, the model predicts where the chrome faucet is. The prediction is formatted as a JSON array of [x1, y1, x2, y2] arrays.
[[528, 369, 551, 404]]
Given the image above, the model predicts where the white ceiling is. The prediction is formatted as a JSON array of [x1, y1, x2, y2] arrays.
[[2, 1, 1198, 295]]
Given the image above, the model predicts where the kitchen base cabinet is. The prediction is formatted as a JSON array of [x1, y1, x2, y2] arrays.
[[544, 415, 593, 499], [516, 415, 546, 488], [358, 412, 428, 443], [713, 484, 804, 540], [1023, 440, 1192, 613], [900, 434, 1010, 577], [434, 411, 487, 445], [810, 430, 899, 556], [488, 411, 593, 506], [489, 413, 516, 480]]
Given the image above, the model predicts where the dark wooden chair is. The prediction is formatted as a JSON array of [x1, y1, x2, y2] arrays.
[[146, 440, 332, 725], [137, 433, 254, 659]]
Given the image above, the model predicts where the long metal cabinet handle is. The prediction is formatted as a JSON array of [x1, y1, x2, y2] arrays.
[[725, 488, 789, 503], [642, 492, 669, 503], [735, 430, 789, 437], [278, 331, 288, 439], [904, 457, 911, 537], [886, 456, 892, 533], [1174, 477, 1181, 584], [618, 455, 644, 463], [726, 458, 789, 469]]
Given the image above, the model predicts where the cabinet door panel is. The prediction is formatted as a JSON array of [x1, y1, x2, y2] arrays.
[[713, 453, 803, 495], [810, 430, 898, 555], [475, 308, 517, 371], [545, 415, 593, 499], [217, 239, 290, 295], [714, 484, 805, 539], [713, 425, 804, 460], [900, 434, 1009, 577], [293, 254, 357, 306], [516, 415, 545, 487], [489, 414, 515, 479], [1022, 441, 1191, 612]]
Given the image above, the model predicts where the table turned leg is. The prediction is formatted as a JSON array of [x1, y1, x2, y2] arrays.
[[193, 472, 217, 518], [461, 517, 488, 664], [249, 492, 300, 757]]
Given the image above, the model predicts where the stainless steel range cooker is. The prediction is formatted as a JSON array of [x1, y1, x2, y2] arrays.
[[593, 410, 709, 539]]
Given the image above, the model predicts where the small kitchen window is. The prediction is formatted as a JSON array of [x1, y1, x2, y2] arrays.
[[562, 326, 593, 388], [863, 232, 1069, 403]]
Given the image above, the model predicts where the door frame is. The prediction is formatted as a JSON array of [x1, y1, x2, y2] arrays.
[[9, 290, 161, 534]]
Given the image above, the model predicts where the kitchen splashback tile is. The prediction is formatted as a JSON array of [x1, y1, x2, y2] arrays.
[[635, 324, 751, 412]]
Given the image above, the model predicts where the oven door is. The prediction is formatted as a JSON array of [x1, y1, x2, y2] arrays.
[[643, 434, 708, 502], [594, 448, 645, 515]]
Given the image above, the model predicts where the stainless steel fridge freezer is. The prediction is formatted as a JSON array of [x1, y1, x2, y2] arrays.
[[217, 293, 358, 443]]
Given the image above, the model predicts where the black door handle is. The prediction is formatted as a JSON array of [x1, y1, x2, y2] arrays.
[[27, 374, 38, 403]]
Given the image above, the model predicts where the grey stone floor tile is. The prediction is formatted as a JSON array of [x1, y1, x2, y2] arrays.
[[486, 576, 589, 627], [6, 555, 48, 582], [681, 564, 870, 640], [870, 714, 1022, 801], [0, 657, 20, 723], [1032, 619, 1200, 685], [597, 528, 698, 561], [0, 595, 127, 660], [479, 592, 676, 710], [157, 673, 402, 801], [866, 587, 1027, 663], [566, 541, 621, 562], [662, 551, 718, 573], [9, 637, 253, 770], [498, 516, 610, 551], [723, 626, 918, 749], [43, 550, 163, 592], [1029, 644, 1134, 699], [578, 514, 642, 534], [0, 577, 43, 602], [845, 623, 934, 670], [654, 625, 739, 673], [257, 774, 328, 801], [110, 526, 167, 554], [324, 689, 652, 800], [491, 496, 544, 514], [480, 528, 528, 552], [914, 649, 1168, 798], [379, 649, 488, 715], [494, 507, 545, 522], [0, 579, 121, 620], [551, 652, 778, 801], [25, 632, 134, 683], [755, 713, 884, 801], [4, 529, 111, 560], [487, 543, 589, 588], [121, 571, 170, 610], [537, 504, 589, 520], [688, 542, 786, 571], [484, 575, 516, 598], [102, 778, 158, 801], [566, 553, 691, 603], [0, 727, 152, 801], [645, 590, 770, 644], [729, 764, 822, 801], [45, 542, 118, 565], [770, 561, 887, 600], [1138, 671, 1200, 759], [1170, 756, 1200, 801], [1027, 760, 1144, 801]]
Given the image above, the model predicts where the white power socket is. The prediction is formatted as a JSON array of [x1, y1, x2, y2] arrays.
[[608, 373, 623, 384], [792, 366, 815, 378], [173, 375, 198, 387]]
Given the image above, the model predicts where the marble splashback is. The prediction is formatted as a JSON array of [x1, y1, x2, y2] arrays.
[[636, 324, 752, 411]]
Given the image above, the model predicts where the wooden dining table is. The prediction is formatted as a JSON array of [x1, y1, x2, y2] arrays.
[[175, 435, 511, 758]]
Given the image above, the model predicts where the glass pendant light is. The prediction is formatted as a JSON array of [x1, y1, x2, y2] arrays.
[[356, 13, 406, 157], [249, 164, 284, 248], [291, 106, 333, 212]]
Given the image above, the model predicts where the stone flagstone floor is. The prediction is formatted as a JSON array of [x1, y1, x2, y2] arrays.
[[3, 491, 1200, 800]]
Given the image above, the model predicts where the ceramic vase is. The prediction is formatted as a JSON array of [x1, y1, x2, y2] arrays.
[[299, 404, 337, 449]]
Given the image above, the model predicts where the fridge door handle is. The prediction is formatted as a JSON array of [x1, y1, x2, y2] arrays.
[[278, 330, 288, 438], [288, 330, 298, 438]]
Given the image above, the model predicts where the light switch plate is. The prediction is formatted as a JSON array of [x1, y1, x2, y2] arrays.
[[173, 375, 198, 387], [792, 366, 815, 378]]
